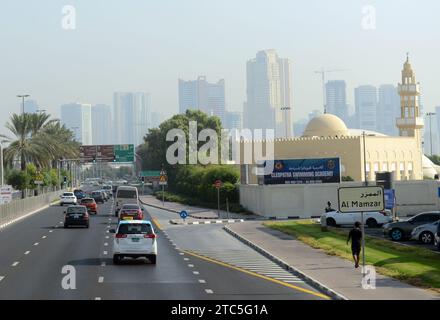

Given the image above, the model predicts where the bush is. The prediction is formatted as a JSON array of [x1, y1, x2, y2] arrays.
[[6, 170, 30, 191]]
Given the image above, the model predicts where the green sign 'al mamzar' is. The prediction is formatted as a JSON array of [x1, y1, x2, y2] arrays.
[[341, 200, 383, 209]]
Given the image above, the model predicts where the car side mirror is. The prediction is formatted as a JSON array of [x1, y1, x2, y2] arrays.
[[142, 208, 145, 211], [109, 229, 116, 233], [63, 211, 66, 214]]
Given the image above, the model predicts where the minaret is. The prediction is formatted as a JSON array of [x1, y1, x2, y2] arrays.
[[396, 54, 424, 147]]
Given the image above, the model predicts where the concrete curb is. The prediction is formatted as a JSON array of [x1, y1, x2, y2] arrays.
[[170, 219, 245, 225], [223, 225, 349, 301]]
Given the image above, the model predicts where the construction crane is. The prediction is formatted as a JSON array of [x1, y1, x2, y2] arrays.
[[314, 68, 348, 114]]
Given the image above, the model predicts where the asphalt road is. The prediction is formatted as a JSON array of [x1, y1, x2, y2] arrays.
[[0, 193, 329, 300]]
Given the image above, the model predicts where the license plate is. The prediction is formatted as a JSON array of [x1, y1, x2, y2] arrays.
[[131, 238, 140, 242], [122, 216, 133, 220], [73, 214, 80, 219]]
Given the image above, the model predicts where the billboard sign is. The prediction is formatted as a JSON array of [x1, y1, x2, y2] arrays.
[[80, 144, 134, 163], [0, 185, 13, 205], [263, 158, 341, 185], [338, 186, 385, 213]]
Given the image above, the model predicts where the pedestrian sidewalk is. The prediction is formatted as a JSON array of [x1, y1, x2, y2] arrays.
[[139, 195, 259, 220], [225, 221, 440, 300]]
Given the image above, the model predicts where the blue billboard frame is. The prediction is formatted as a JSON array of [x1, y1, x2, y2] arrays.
[[263, 158, 341, 185]]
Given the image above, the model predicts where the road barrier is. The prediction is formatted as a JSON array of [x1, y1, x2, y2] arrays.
[[0, 189, 66, 229]]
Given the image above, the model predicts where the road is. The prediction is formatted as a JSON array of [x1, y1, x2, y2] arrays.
[[0, 194, 329, 300]]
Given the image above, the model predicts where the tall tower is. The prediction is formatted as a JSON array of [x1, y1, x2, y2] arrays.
[[396, 54, 424, 146]]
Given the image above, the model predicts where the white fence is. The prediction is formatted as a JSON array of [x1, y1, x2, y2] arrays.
[[0, 189, 65, 228]]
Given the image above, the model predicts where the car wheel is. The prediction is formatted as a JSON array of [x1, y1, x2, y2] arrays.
[[149, 255, 157, 265], [419, 231, 434, 244], [366, 218, 378, 228], [326, 217, 336, 227], [390, 228, 404, 241], [113, 255, 121, 265], [64, 224, 68, 228], [60, 203, 63, 206]]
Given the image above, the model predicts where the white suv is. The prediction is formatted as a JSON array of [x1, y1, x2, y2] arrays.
[[111, 220, 157, 265], [60, 192, 77, 206]]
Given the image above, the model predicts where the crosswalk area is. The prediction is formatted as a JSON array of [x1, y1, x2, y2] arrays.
[[189, 249, 304, 284]]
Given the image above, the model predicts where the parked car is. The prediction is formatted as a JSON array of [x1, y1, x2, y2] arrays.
[[64, 205, 89, 228], [119, 204, 144, 221], [90, 191, 105, 204], [114, 186, 139, 217], [410, 220, 440, 244], [73, 189, 86, 200], [383, 211, 440, 241], [80, 198, 98, 215], [110, 220, 157, 265], [435, 222, 440, 251], [320, 209, 392, 228], [60, 192, 77, 206]]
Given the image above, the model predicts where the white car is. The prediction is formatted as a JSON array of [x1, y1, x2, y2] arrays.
[[321, 209, 393, 228], [60, 192, 77, 206], [410, 220, 439, 244], [111, 220, 157, 265]]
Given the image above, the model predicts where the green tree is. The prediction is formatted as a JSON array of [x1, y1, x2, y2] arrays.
[[6, 170, 30, 191]]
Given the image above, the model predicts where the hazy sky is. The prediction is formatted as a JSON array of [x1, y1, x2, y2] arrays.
[[1, 0, 440, 136]]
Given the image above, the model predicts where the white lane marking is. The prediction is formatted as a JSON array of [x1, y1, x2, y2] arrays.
[[193, 271, 200, 275], [184, 258, 189, 261], [107, 226, 111, 228], [95, 297, 101, 300], [42, 235, 47, 239], [106, 230, 110, 233], [205, 289, 214, 294], [24, 251, 30, 255], [179, 252, 184, 255], [11, 262, 19, 267], [34, 242, 39, 246], [101, 262, 106, 267], [0, 276, 4, 282], [98, 276, 104, 283], [49, 230, 53, 233], [188, 264, 194, 268], [198, 279, 206, 283], [103, 251, 108, 255], [59, 221, 63, 224], [104, 243, 108, 246], [105, 236, 109, 239]]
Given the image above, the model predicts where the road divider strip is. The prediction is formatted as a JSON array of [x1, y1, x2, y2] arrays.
[[223, 225, 347, 301], [183, 249, 331, 300], [169, 219, 244, 225]]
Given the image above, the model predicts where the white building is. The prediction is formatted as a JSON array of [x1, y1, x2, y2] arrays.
[[60, 103, 92, 145], [326, 80, 348, 123], [178, 76, 225, 123], [113, 92, 151, 147], [244, 50, 293, 138], [355, 85, 378, 131], [92, 104, 112, 145]]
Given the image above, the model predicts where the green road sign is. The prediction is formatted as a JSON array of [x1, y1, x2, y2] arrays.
[[114, 144, 135, 163]]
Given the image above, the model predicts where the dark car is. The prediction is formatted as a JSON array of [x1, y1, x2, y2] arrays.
[[73, 189, 86, 200], [383, 211, 440, 241], [90, 191, 105, 204], [64, 206, 89, 228], [435, 222, 440, 251]]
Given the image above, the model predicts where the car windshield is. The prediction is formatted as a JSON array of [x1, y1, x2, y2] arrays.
[[117, 190, 137, 198], [67, 207, 86, 214], [118, 224, 152, 235], [81, 199, 94, 204]]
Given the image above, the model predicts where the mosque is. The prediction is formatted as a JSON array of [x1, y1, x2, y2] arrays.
[[241, 55, 440, 185]]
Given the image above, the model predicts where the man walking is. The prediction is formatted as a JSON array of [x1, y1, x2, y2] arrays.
[[347, 222, 362, 268]]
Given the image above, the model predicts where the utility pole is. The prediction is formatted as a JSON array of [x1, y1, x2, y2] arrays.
[[314, 68, 348, 114], [17, 94, 30, 114], [426, 112, 436, 156]]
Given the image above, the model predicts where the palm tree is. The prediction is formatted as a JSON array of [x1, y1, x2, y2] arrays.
[[0, 113, 78, 170]]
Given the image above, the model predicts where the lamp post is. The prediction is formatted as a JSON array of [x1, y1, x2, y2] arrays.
[[280, 107, 291, 138], [17, 94, 30, 114], [0, 140, 5, 186], [426, 112, 436, 156]]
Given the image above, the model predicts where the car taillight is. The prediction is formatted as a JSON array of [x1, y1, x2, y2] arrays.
[[116, 233, 127, 238], [144, 234, 156, 239], [380, 211, 387, 216]]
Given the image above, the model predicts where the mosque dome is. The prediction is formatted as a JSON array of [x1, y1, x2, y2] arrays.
[[302, 114, 349, 137]]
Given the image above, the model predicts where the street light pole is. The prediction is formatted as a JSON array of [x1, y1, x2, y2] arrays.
[[17, 94, 30, 114], [426, 112, 436, 156], [0, 141, 4, 186]]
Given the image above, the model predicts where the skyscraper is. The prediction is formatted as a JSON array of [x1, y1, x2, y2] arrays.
[[113, 92, 151, 146], [60, 103, 92, 145], [92, 104, 111, 145], [326, 80, 348, 123], [225, 111, 242, 130], [178, 76, 226, 123], [244, 50, 293, 138], [377, 85, 400, 136], [354, 85, 378, 131]]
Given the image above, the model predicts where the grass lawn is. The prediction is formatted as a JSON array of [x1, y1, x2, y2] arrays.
[[265, 220, 440, 292]]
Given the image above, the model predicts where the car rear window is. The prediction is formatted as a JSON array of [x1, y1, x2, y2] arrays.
[[81, 199, 94, 204], [122, 204, 140, 210], [117, 190, 137, 198], [67, 207, 86, 214], [63, 193, 74, 196], [118, 224, 152, 235]]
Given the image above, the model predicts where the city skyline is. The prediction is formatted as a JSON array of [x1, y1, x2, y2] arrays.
[[2, 1, 440, 138]]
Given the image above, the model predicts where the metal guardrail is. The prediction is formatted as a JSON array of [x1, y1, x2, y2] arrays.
[[0, 189, 66, 228]]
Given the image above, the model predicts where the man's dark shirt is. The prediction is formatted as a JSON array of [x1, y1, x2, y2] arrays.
[[348, 228, 362, 248]]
